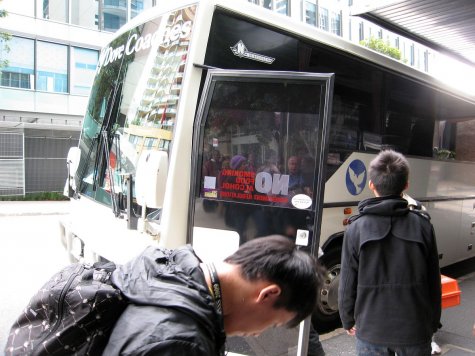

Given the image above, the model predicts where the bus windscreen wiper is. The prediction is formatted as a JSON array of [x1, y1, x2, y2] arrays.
[[91, 80, 124, 217]]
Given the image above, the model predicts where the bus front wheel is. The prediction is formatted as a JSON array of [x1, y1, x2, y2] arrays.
[[312, 246, 342, 333]]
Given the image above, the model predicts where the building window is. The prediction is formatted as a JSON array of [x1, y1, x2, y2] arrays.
[[144, 137, 157, 148], [37, 0, 68, 23], [416, 47, 420, 68], [424, 50, 429, 72], [0, 72, 31, 88], [330, 11, 341, 36], [103, 0, 127, 31], [37, 41, 68, 93], [348, 19, 352, 41], [358, 22, 364, 41], [319, 7, 329, 31], [103, 12, 125, 31], [410, 44, 415, 66], [31, 0, 155, 32], [128, 134, 142, 145], [159, 139, 170, 150], [71, 47, 98, 95], [131, 0, 145, 18], [131, 0, 143, 11], [0, 37, 34, 89], [305, 2, 317, 26], [104, 0, 127, 6], [275, 0, 288, 15], [1, 36, 99, 94]]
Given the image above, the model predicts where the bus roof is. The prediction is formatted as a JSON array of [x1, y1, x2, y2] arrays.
[[106, 0, 475, 104]]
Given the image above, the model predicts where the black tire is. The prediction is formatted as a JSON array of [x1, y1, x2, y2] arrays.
[[312, 246, 342, 334]]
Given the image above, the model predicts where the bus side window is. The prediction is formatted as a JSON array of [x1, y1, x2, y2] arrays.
[[434, 118, 475, 162]]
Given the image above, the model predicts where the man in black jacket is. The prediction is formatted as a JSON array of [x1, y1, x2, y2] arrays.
[[338, 150, 441, 356], [104, 235, 323, 355]]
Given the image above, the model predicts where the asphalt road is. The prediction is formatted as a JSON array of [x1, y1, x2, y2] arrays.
[[0, 201, 474, 355]]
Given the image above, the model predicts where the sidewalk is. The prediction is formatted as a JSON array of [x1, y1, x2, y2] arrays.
[[320, 271, 475, 355], [1, 201, 474, 355], [0, 200, 71, 216]]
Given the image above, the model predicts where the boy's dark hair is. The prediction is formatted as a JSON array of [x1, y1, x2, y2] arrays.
[[224, 235, 323, 327], [369, 149, 409, 196]]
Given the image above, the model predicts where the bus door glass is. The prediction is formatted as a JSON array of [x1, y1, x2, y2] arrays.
[[190, 69, 334, 356]]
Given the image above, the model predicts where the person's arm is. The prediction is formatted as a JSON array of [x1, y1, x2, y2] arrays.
[[104, 306, 221, 356], [427, 224, 442, 333], [129, 340, 213, 356], [203, 161, 211, 177], [338, 226, 359, 333]]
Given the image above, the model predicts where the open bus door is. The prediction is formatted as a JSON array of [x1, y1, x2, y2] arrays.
[[189, 69, 334, 356]]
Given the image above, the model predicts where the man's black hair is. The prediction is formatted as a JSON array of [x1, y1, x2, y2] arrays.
[[224, 235, 324, 327], [369, 149, 409, 196]]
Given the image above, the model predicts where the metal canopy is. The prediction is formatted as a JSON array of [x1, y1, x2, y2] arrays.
[[351, 0, 475, 67]]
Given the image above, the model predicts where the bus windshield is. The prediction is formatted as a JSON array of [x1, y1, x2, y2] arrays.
[[76, 5, 196, 209]]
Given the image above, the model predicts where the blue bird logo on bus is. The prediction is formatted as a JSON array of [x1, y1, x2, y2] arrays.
[[346, 159, 367, 195]]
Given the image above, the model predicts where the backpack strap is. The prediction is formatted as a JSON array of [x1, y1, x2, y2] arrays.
[[348, 213, 363, 224], [409, 208, 431, 221]]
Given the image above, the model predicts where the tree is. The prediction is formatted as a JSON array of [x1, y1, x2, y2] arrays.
[[360, 36, 402, 61], [0, 0, 11, 69]]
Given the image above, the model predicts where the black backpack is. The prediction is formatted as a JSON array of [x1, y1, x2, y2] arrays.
[[4, 261, 128, 356]]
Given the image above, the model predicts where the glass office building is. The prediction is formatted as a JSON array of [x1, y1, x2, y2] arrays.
[[0, 0, 154, 96], [0, 0, 155, 195]]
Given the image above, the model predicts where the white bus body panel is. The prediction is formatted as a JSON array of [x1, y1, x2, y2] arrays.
[[321, 152, 475, 266], [65, 197, 153, 264]]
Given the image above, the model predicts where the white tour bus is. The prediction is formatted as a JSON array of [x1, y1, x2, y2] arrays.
[[61, 0, 475, 352]]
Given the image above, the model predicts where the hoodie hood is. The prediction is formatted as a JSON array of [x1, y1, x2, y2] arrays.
[[358, 195, 408, 216], [112, 245, 223, 336], [351, 196, 428, 248]]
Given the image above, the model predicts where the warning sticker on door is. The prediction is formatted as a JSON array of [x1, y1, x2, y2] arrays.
[[291, 194, 312, 209]]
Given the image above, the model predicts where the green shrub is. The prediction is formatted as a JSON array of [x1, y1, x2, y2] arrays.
[[360, 36, 402, 61], [0, 192, 69, 201]]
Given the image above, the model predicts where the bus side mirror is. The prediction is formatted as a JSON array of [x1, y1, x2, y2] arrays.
[[64, 147, 81, 198], [135, 150, 168, 209]]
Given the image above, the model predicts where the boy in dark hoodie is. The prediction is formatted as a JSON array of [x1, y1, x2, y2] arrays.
[[338, 149, 441, 356], [104, 235, 323, 355]]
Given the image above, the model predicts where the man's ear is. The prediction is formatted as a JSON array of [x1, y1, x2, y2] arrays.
[[368, 180, 380, 197], [368, 180, 375, 191], [256, 284, 281, 304]]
